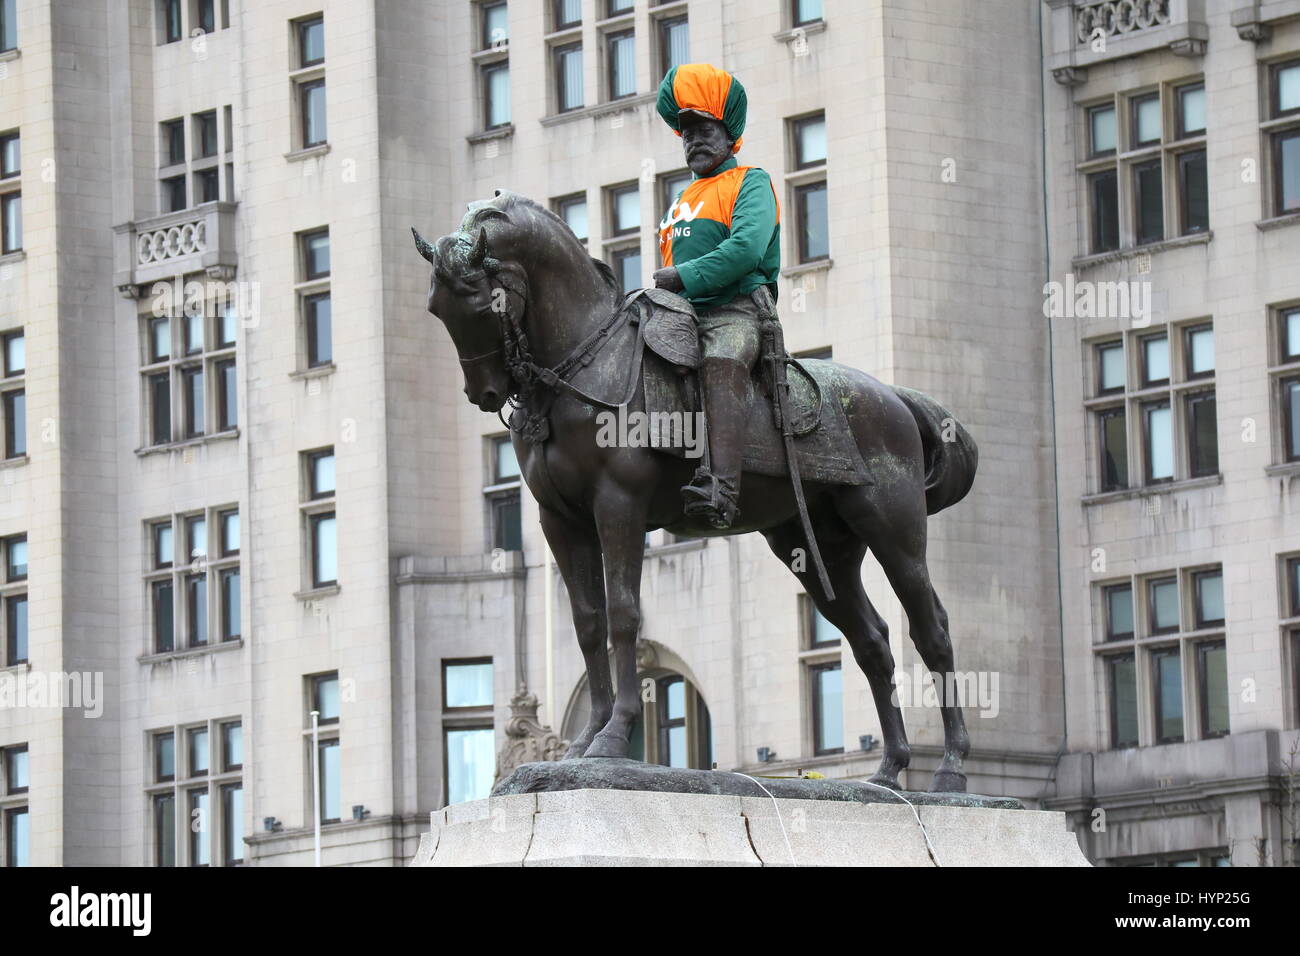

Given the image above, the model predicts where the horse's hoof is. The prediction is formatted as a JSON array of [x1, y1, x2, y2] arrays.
[[866, 772, 901, 791], [931, 770, 967, 793], [582, 733, 628, 759], [561, 744, 587, 760]]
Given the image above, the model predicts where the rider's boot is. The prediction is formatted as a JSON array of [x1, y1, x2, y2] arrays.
[[682, 357, 748, 529]]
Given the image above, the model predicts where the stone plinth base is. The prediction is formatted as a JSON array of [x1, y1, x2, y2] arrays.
[[411, 788, 1091, 867]]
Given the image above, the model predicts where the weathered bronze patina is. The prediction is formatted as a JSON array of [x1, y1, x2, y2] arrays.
[[412, 192, 979, 793]]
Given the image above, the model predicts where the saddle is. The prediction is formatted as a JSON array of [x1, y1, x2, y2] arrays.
[[632, 288, 870, 486]]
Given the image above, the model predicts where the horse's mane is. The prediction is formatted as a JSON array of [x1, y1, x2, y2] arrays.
[[454, 191, 619, 293]]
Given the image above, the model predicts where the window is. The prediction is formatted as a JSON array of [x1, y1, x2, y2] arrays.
[[607, 0, 633, 16], [221, 721, 242, 772], [196, 0, 215, 34], [194, 111, 218, 159], [158, 109, 229, 210], [306, 677, 342, 825], [2, 746, 28, 866], [1, 335, 22, 456], [302, 449, 337, 588], [149, 721, 243, 866], [795, 181, 829, 262], [554, 193, 588, 244], [802, 595, 842, 648], [482, 62, 511, 130], [160, 0, 182, 43], [1087, 322, 1217, 492], [139, 289, 237, 446], [485, 435, 521, 551], [1268, 59, 1300, 215], [605, 183, 641, 294], [791, 113, 827, 170], [144, 509, 239, 652], [1, 191, 20, 254], [296, 228, 331, 369], [481, 1, 508, 50], [0, 0, 14, 53], [292, 16, 327, 150], [1274, 305, 1300, 463], [1097, 566, 1228, 748], [606, 29, 635, 101], [792, 0, 823, 27], [810, 662, 843, 755], [1081, 80, 1208, 254], [554, 0, 581, 31], [311, 673, 340, 724], [658, 15, 688, 75], [0, 132, 18, 179], [443, 659, 494, 806], [554, 41, 583, 113]]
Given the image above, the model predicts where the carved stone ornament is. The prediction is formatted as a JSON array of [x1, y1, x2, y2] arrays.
[[494, 688, 569, 781]]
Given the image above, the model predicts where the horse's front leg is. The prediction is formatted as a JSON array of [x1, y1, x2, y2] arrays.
[[583, 481, 648, 759], [539, 506, 611, 760]]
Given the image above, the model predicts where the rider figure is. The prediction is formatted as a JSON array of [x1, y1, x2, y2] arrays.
[[652, 63, 780, 531]]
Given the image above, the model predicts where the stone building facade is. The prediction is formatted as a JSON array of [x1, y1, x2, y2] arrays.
[[0, 0, 1295, 867]]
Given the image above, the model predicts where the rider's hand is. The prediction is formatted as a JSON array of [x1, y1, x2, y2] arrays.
[[652, 267, 684, 293]]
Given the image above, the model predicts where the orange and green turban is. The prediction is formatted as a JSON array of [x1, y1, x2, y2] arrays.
[[656, 63, 748, 153]]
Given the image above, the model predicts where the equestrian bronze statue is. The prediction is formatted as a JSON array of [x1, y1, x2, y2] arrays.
[[412, 191, 978, 792]]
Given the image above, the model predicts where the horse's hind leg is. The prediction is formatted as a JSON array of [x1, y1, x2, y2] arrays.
[[761, 512, 911, 790], [834, 486, 971, 793]]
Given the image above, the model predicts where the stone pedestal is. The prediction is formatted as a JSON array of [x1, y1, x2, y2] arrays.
[[410, 787, 1091, 867]]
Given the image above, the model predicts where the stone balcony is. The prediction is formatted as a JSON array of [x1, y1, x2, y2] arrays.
[[1047, 0, 1209, 86], [112, 201, 238, 296]]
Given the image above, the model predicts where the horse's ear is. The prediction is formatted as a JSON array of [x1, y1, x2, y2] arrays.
[[411, 227, 436, 263], [468, 227, 489, 268]]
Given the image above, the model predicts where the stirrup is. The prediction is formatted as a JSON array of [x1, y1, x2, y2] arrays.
[[680, 471, 739, 529]]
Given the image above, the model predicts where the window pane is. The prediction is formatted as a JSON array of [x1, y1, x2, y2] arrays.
[[557, 45, 583, 111], [1134, 95, 1160, 144], [197, 0, 214, 33], [557, 0, 581, 28], [795, 0, 823, 25], [150, 317, 171, 361], [445, 728, 495, 804], [223, 722, 243, 770], [1199, 643, 1229, 737], [1150, 578, 1179, 631], [300, 17, 324, 66], [560, 198, 587, 241], [7, 536, 25, 578], [1187, 393, 1218, 478], [487, 65, 510, 127], [1109, 655, 1138, 747], [307, 294, 332, 366], [6, 595, 27, 663], [6, 808, 27, 867], [4, 390, 24, 457], [7, 747, 27, 790], [304, 232, 330, 278], [315, 675, 340, 721], [303, 82, 327, 146], [1287, 380, 1300, 460], [187, 516, 207, 561], [319, 740, 340, 822], [1178, 150, 1208, 234], [812, 606, 842, 645], [1089, 169, 1119, 252], [445, 660, 493, 708], [1142, 335, 1169, 383], [313, 515, 337, 585], [610, 33, 635, 98], [1279, 63, 1300, 114], [153, 580, 174, 652], [665, 677, 686, 721], [221, 569, 240, 639], [1145, 404, 1173, 481], [662, 18, 688, 72], [150, 373, 171, 444], [814, 665, 843, 752], [1179, 84, 1206, 134], [1280, 131, 1300, 212], [219, 304, 237, 347], [2, 192, 21, 252], [1134, 160, 1163, 245], [1285, 310, 1300, 360], [795, 115, 827, 168], [666, 724, 688, 768], [223, 785, 244, 864], [156, 733, 175, 781], [221, 511, 239, 554], [1187, 327, 1213, 375], [187, 574, 207, 646], [4, 332, 23, 375], [312, 452, 336, 497], [155, 795, 175, 867], [798, 181, 829, 260], [1154, 649, 1184, 742], [1, 0, 16, 52], [495, 438, 519, 480], [183, 795, 216, 866], [615, 250, 641, 294], [493, 493, 522, 551], [1100, 409, 1128, 491], [1098, 343, 1124, 392], [1090, 105, 1116, 154], [195, 112, 217, 158], [483, 2, 508, 48], [0, 135, 16, 178], [614, 188, 639, 232], [1106, 585, 1133, 638], [190, 728, 209, 775], [183, 366, 204, 437], [1195, 571, 1224, 625], [217, 360, 237, 430]]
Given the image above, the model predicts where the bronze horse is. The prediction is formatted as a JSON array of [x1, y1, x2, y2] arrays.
[[414, 191, 979, 792]]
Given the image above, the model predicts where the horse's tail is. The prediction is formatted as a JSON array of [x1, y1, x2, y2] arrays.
[[890, 385, 978, 516]]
